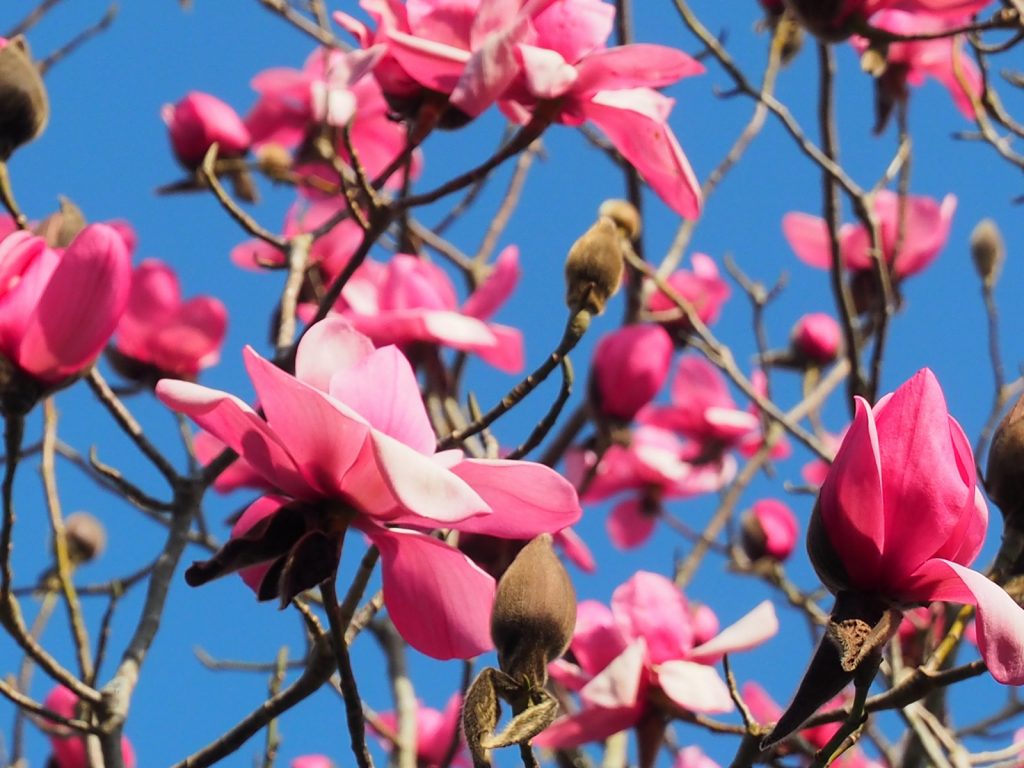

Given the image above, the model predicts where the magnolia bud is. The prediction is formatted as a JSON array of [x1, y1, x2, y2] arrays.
[[63, 512, 106, 564], [740, 499, 798, 563], [987, 392, 1024, 522], [790, 312, 841, 365], [490, 534, 576, 682], [971, 218, 1004, 288], [256, 143, 292, 178], [0, 36, 48, 159], [35, 197, 86, 248], [565, 217, 624, 316], [598, 199, 641, 241]]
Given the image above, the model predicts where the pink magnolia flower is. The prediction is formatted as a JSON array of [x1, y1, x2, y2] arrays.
[[0, 224, 131, 393], [569, 425, 735, 549], [741, 499, 799, 563], [292, 757, 334, 768], [43, 686, 137, 768], [800, 430, 843, 488], [163, 91, 251, 169], [591, 323, 673, 421], [640, 356, 761, 459], [645, 254, 730, 338], [783, 190, 956, 282], [156, 318, 580, 659], [785, 0, 995, 40], [330, 248, 524, 373], [370, 693, 467, 767], [737, 370, 792, 461], [538, 571, 777, 748], [112, 258, 227, 381], [852, 11, 981, 123], [499, 0, 704, 218], [809, 368, 1024, 684], [194, 430, 274, 495], [791, 313, 842, 365]]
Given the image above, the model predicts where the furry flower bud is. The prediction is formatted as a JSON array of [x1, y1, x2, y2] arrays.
[[490, 534, 576, 682], [971, 218, 1004, 288], [63, 512, 106, 564], [564, 201, 640, 316], [988, 392, 1024, 523], [0, 36, 48, 159]]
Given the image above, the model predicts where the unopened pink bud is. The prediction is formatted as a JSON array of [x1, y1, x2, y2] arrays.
[[163, 91, 251, 169], [741, 499, 798, 562], [591, 324, 673, 421], [791, 313, 841, 365]]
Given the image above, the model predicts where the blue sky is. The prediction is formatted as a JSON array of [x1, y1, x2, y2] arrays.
[[2, 1, 1023, 766]]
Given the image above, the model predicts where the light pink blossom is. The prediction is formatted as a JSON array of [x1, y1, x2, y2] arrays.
[[539, 571, 777, 748], [43, 686, 137, 768], [0, 224, 131, 389], [783, 190, 956, 281], [330, 248, 524, 373], [113, 258, 227, 380], [370, 693, 467, 766], [163, 91, 251, 169], [156, 318, 579, 659], [591, 323, 673, 421]]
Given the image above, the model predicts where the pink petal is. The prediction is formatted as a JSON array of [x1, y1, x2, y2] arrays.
[[533, 705, 641, 749], [553, 527, 596, 572], [419, 693, 464, 764], [147, 296, 228, 376], [516, 44, 579, 100], [369, 526, 496, 660], [782, 212, 832, 269], [531, 0, 615, 64], [328, 345, 436, 453], [574, 45, 704, 96], [232, 495, 288, 592], [155, 379, 310, 498], [611, 571, 692, 663], [606, 497, 658, 550], [467, 322, 524, 373], [244, 348, 371, 498], [688, 600, 778, 663], [230, 238, 285, 270], [570, 600, 629, 677], [450, 21, 526, 116], [21, 224, 131, 383], [294, 317, 375, 393], [385, 29, 471, 95], [901, 559, 1024, 684], [461, 245, 519, 320], [445, 457, 582, 537], [582, 88, 701, 219], [580, 639, 647, 709], [593, 323, 673, 420], [193, 430, 271, 494], [656, 660, 733, 714]]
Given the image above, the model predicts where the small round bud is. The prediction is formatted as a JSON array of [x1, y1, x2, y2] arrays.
[[790, 312, 841, 365], [970, 218, 1004, 288], [987, 392, 1024, 523], [740, 499, 798, 563], [256, 143, 293, 178], [490, 534, 576, 682], [598, 199, 641, 241], [63, 512, 106, 564], [0, 36, 49, 159], [35, 197, 86, 249], [565, 217, 624, 315]]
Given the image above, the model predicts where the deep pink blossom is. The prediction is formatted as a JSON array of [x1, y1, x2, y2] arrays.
[[645, 254, 730, 335], [114, 259, 227, 380], [163, 91, 251, 169], [156, 318, 579, 659], [851, 11, 982, 120], [0, 224, 131, 388], [742, 499, 799, 562], [370, 693, 467, 766], [330, 248, 524, 373], [785, 0, 995, 40], [539, 571, 777, 747], [591, 324, 673, 421], [815, 369, 1024, 684], [44, 686, 137, 768], [783, 190, 956, 280], [569, 425, 735, 549], [292, 757, 334, 768], [791, 313, 841, 365]]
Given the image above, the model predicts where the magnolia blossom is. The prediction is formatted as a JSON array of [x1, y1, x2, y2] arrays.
[[591, 323, 673, 421], [112, 259, 227, 380], [156, 318, 580, 659], [645, 254, 731, 335], [538, 571, 777, 748], [163, 91, 251, 169], [851, 10, 982, 123], [292, 758, 334, 768], [0, 225, 130, 392], [791, 313, 842, 365], [369, 693, 467, 767], [785, 0, 995, 40], [330, 248, 524, 373], [569, 425, 735, 549], [783, 190, 956, 281], [43, 686, 136, 768]]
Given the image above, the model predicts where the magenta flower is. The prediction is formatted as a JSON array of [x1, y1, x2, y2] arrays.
[[291, 758, 334, 768], [370, 693, 467, 767], [331, 248, 524, 373], [786, 0, 995, 40], [43, 686, 137, 768], [591, 323, 673, 421], [791, 312, 842, 365], [112, 258, 227, 381], [0, 225, 131, 395], [783, 190, 956, 281], [645, 253, 730, 337], [162, 91, 251, 169], [156, 318, 579, 659], [499, 0, 705, 217], [538, 571, 777, 749], [569, 425, 735, 549], [741, 499, 799, 563]]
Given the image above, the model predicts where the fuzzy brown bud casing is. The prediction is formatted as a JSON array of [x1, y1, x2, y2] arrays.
[[564, 201, 640, 316], [490, 534, 576, 684], [598, 199, 641, 241], [35, 197, 86, 249], [0, 37, 48, 159], [971, 218, 1004, 288], [987, 392, 1024, 524], [63, 512, 107, 564]]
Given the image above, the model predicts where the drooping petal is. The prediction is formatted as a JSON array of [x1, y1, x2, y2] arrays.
[[782, 212, 833, 269], [606, 497, 658, 550], [370, 526, 496, 660], [574, 45, 704, 96], [580, 639, 647, 709], [461, 245, 519, 320], [570, 600, 629, 677], [533, 704, 641, 749], [611, 572, 692, 663], [656, 660, 733, 714], [384, 29, 472, 95], [688, 601, 778, 663]]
